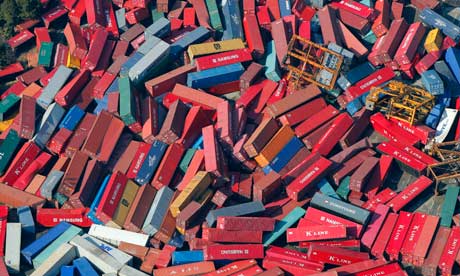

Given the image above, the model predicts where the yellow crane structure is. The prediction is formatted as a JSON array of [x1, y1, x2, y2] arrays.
[[365, 81, 435, 126], [283, 35, 343, 91]]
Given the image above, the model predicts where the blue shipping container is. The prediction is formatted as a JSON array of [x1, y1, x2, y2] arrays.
[[269, 136, 304, 173], [172, 251, 204, 265], [135, 140, 168, 185], [59, 105, 85, 131], [21, 222, 72, 264], [187, 63, 245, 89]]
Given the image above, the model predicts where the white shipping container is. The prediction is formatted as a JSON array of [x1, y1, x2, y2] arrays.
[[30, 243, 76, 276], [70, 235, 123, 273], [5, 223, 21, 273], [88, 225, 149, 247]]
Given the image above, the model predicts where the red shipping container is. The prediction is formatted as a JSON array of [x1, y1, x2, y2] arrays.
[[389, 118, 435, 145], [400, 213, 428, 263], [183, 8, 196, 27], [378, 19, 409, 63], [243, 14, 265, 60], [85, 0, 106, 26], [37, 208, 93, 227], [415, 50, 442, 75], [370, 213, 398, 258], [12, 152, 51, 190], [385, 211, 413, 261], [172, 84, 225, 110], [151, 143, 185, 189], [196, 49, 252, 71], [360, 204, 390, 250], [42, 5, 68, 28], [438, 226, 460, 274], [376, 142, 427, 175], [256, 6, 271, 31], [412, 214, 439, 266], [8, 30, 35, 49], [92, 39, 116, 77], [370, 112, 420, 146], [126, 8, 150, 24], [386, 176, 433, 212], [0, 207, 7, 257], [303, 207, 363, 238], [34, 27, 51, 51], [347, 67, 395, 99], [307, 245, 369, 266], [204, 244, 264, 260], [96, 171, 128, 223], [287, 225, 347, 242], [286, 157, 332, 201], [266, 0, 281, 20], [190, 0, 211, 29], [355, 263, 405, 276], [176, 150, 204, 191], [330, 0, 375, 19], [54, 43, 69, 67], [363, 188, 397, 211], [312, 113, 353, 156], [204, 260, 258, 276], [298, 20, 311, 41], [338, 21, 369, 58], [0, 63, 24, 80], [262, 257, 322, 275], [1, 142, 41, 186], [271, 19, 289, 66], [69, 0, 86, 25], [294, 105, 339, 137], [202, 228, 262, 243], [394, 22, 426, 66], [317, 6, 342, 46]]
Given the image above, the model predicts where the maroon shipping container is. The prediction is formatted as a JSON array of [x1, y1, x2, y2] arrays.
[[145, 64, 196, 97], [336, 8, 370, 34], [370, 213, 398, 258], [317, 6, 342, 46], [85, 0, 106, 26], [55, 69, 91, 107], [271, 19, 289, 66], [378, 19, 409, 63], [64, 22, 88, 60], [54, 43, 69, 67], [395, 22, 426, 66], [412, 215, 439, 266], [17, 67, 47, 85], [83, 28, 108, 71], [372, 0, 390, 37]]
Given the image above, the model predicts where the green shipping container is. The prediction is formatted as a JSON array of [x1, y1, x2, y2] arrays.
[[179, 148, 197, 174], [264, 41, 282, 82], [440, 185, 460, 227], [0, 94, 20, 121], [38, 42, 54, 67], [205, 0, 223, 31], [0, 130, 22, 174], [118, 77, 137, 126], [336, 176, 351, 200], [263, 207, 305, 246]]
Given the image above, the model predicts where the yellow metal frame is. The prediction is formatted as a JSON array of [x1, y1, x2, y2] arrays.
[[427, 158, 460, 193], [283, 35, 343, 90], [365, 81, 435, 126]]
